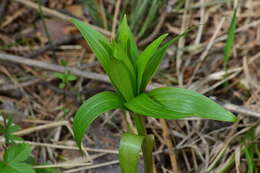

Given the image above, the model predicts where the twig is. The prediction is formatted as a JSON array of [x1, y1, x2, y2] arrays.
[[176, 0, 190, 87], [14, 120, 69, 136], [63, 160, 119, 173], [111, 0, 121, 39], [13, 0, 111, 36], [218, 101, 260, 118], [0, 53, 109, 83], [0, 78, 42, 91], [160, 119, 181, 173]]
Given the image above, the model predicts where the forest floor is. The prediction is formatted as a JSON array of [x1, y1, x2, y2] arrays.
[[0, 0, 260, 173]]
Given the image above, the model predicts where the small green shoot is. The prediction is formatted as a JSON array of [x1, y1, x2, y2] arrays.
[[0, 114, 22, 144], [242, 128, 259, 173], [53, 59, 77, 89], [224, 8, 237, 82], [0, 113, 60, 173], [71, 15, 237, 173]]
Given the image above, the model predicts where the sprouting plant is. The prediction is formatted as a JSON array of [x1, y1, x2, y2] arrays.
[[53, 59, 77, 89], [224, 8, 237, 83], [0, 114, 60, 173], [242, 128, 260, 173], [71, 16, 237, 173], [0, 113, 22, 144]]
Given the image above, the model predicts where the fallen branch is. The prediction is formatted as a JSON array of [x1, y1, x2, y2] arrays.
[[0, 52, 109, 83]]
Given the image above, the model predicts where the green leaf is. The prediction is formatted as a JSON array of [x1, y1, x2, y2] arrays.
[[4, 144, 32, 163], [117, 15, 139, 65], [0, 116, 22, 144], [148, 87, 237, 122], [224, 8, 237, 71], [53, 72, 65, 80], [0, 162, 35, 173], [125, 93, 190, 119], [119, 133, 144, 173], [73, 91, 124, 148], [140, 30, 191, 91], [107, 58, 136, 101], [66, 74, 77, 81], [0, 144, 35, 173], [59, 83, 65, 89], [71, 18, 111, 71], [137, 34, 168, 92], [126, 87, 236, 122], [111, 41, 136, 81]]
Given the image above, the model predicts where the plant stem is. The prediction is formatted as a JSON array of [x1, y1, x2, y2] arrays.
[[133, 113, 154, 173]]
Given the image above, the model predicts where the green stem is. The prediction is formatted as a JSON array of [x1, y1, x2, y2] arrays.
[[133, 113, 154, 173]]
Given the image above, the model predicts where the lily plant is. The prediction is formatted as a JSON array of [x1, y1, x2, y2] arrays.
[[71, 16, 237, 173]]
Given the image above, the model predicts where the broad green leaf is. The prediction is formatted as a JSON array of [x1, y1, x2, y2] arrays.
[[224, 9, 237, 71], [126, 87, 236, 122], [71, 18, 111, 71], [0, 162, 35, 173], [148, 87, 237, 122], [137, 34, 168, 92], [125, 93, 191, 119], [107, 58, 136, 101], [119, 133, 144, 173], [4, 144, 32, 163], [140, 30, 191, 91], [73, 91, 124, 148]]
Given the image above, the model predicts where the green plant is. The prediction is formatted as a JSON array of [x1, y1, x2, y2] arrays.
[[0, 114, 60, 173], [242, 128, 259, 173], [224, 8, 237, 83], [0, 143, 35, 173], [71, 16, 237, 173], [0, 115, 22, 144], [53, 60, 77, 89]]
